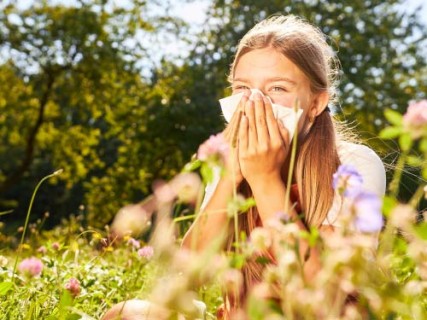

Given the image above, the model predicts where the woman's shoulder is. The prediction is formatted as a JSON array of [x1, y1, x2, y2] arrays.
[[337, 140, 386, 196]]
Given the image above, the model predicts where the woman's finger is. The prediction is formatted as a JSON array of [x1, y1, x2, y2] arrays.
[[239, 114, 249, 152], [244, 98, 257, 149], [224, 93, 248, 142], [264, 96, 281, 142], [253, 92, 269, 144]]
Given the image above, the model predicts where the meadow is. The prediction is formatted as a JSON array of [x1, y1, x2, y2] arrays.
[[1, 100, 427, 319]]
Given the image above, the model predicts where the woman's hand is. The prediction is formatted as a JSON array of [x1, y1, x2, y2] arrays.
[[238, 92, 290, 187], [222, 93, 249, 186]]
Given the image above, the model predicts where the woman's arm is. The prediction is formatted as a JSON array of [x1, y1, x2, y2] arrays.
[[250, 175, 329, 282], [182, 95, 249, 251], [181, 176, 235, 251]]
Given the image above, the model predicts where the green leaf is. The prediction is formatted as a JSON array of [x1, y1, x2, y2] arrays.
[[0, 209, 13, 216], [59, 290, 73, 316], [230, 254, 245, 269], [384, 109, 403, 126], [379, 126, 402, 139], [200, 164, 213, 184], [399, 133, 413, 152], [0, 282, 13, 296], [406, 155, 423, 167], [239, 197, 256, 213], [183, 159, 201, 172], [420, 138, 427, 152], [382, 196, 397, 218], [255, 256, 272, 265], [413, 223, 427, 240]]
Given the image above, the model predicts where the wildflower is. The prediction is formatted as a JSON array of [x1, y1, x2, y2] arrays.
[[403, 100, 427, 139], [19, 243, 31, 250], [112, 204, 150, 237], [197, 133, 229, 163], [0, 255, 8, 267], [278, 249, 297, 268], [127, 237, 141, 249], [332, 164, 363, 197], [152, 180, 176, 203], [352, 191, 383, 233], [138, 246, 154, 260], [18, 257, 43, 277], [404, 280, 424, 296], [265, 212, 290, 232], [52, 242, 60, 250], [169, 172, 202, 204], [221, 268, 243, 294], [65, 277, 81, 297], [389, 204, 415, 229], [250, 227, 272, 252], [37, 246, 47, 255]]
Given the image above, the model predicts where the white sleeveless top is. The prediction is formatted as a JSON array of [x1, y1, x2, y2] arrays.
[[200, 141, 386, 227]]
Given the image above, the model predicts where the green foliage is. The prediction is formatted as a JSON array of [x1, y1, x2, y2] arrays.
[[0, 0, 426, 227]]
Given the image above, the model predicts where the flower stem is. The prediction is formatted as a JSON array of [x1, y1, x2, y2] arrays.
[[284, 99, 300, 212], [389, 152, 407, 198], [11, 169, 63, 283]]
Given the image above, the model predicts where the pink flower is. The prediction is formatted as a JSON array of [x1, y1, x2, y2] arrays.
[[403, 100, 427, 139], [18, 257, 43, 277], [127, 237, 141, 249], [37, 246, 47, 254], [152, 180, 176, 203], [197, 133, 229, 162], [52, 242, 60, 251], [65, 277, 81, 297], [138, 246, 154, 260]]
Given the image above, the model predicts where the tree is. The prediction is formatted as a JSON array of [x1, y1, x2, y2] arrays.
[[0, 0, 189, 227]]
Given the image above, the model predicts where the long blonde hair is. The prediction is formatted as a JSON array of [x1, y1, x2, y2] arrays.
[[225, 14, 342, 307]]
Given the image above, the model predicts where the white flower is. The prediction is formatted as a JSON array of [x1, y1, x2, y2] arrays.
[[250, 227, 272, 252], [112, 204, 150, 237]]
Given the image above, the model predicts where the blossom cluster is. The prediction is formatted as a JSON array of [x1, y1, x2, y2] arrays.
[[332, 164, 383, 232]]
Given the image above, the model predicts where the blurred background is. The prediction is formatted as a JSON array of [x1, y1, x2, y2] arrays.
[[0, 0, 426, 230]]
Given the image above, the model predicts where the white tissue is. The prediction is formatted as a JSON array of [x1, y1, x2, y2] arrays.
[[219, 89, 303, 139]]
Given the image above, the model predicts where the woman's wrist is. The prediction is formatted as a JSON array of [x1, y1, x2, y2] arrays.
[[246, 172, 283, 193], [219, 173, 243, 188]]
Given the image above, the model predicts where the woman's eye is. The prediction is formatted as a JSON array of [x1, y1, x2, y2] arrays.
[[232, 85, 249, 91], [270, 86, 287, 92]]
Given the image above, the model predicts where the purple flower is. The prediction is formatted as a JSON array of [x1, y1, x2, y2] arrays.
[[197, 133, 229, 162], [352, 191, 384, 233], [127, 237, 141, 249], [18, 257, 43, 277], [65, 277, 81, 297], [138, 246, 154, 260], [333, 164, 364, 197], [403, 100, 427, 139]]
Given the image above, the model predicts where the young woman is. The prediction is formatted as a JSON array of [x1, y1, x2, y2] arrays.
[[182, 14, 386, 314]]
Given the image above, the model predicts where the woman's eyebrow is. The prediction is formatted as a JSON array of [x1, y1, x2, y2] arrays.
[[232, 77, 296, 85], [265, 76, 297, 85]]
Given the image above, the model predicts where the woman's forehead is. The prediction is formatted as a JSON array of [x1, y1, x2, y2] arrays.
[[233, 48, 306, 83]]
